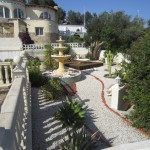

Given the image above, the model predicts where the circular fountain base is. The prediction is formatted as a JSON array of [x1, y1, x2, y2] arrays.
[[42, 68, 81, 84], [51, 69, 69, 78]]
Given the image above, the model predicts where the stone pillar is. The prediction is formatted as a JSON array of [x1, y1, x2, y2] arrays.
[[10, 63, 13, 82], [0, 66, 4, 85], [110, 77, 127, 110], [4, 66, 9, 84]]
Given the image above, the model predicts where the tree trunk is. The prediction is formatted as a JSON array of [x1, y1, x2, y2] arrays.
[[92, 41, 104, 60]]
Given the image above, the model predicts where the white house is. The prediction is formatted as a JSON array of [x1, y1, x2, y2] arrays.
[[58, 24, 87, 38], [0, 0, 59, 60], [0, 0, 59, 44]]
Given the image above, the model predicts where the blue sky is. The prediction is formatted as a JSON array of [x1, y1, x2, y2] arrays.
[[54, 0, 150, 21]]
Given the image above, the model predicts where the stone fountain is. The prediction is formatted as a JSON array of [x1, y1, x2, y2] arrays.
[[51, 36, 70, 77], [43, 36, 81, 96]]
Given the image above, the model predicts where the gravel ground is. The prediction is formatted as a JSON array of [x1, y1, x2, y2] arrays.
[[75, 65, 149, 147], [31, 65, 149, 150]]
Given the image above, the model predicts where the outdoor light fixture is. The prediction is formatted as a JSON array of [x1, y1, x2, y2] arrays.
[[115, 76, 121, 85]]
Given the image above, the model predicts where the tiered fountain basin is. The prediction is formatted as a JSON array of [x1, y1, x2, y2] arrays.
[[43, 68, 81, 84], [51, 54, 71, 77]]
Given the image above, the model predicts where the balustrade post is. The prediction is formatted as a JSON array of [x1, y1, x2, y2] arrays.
[[13, 56, 27, 82], [4, 66, 9, 84], [10, 63, 13, 82], [0, 66, 4, 85]]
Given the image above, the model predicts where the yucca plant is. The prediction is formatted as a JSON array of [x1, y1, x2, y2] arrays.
[[55, 97, 86, 130], [59, 126, 98, 150]]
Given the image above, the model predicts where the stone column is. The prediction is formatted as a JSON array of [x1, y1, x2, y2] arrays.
[[0, 66, 4, 85], [4, 66, 9, 84]]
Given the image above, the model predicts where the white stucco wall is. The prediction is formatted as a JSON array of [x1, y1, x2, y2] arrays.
[[25, 5, 57, 22], [25, 19, 58, 34]]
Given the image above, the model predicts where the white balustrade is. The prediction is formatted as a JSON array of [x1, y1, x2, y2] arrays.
[[23, 42, 85, 51], [51, 42, 85, 48], [23, 44, 45, 51], [0, 62, 14, 87], [0, 56, 32, 150]]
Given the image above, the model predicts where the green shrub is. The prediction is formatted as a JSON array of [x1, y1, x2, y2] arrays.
[[63, 44, 71, 55], [4, 59, 13, 62], [27, 57, 44, 87], [41, 79, 64, 101], [27, 57, 41, 67], [55, 97, 85, 130], [28, 66, 44, 87], [44, 44, 58, 70], [67, 35, 83, 43], [125, 29, 150, 130]]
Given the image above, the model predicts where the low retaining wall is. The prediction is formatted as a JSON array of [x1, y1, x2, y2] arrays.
[[0, 58, 32, 150]]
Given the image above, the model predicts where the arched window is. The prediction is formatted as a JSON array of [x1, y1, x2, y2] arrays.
[[14, 8, 24, 18], [0, 6, 10, 18], [39, 12, 51, 20]]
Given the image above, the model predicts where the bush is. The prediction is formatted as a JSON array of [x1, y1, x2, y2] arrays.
[[55, 97, 85, 129], [67, 35, 83, 43], [27, 57, 41, 67], [64, 44, 71, 55], [125, 29, 150, 130], [41, 79, 64, 101], [44, 44, 58, 70], [27, 57, 44, 87], [28, 66, 44, 87], [4, 59, 13, 62]]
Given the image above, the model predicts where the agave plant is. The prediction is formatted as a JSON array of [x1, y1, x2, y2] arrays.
[[59, 126, 98, 150], [55, 97, 86, 130]]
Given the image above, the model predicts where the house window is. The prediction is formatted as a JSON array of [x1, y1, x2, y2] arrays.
[[35, 27, 44, 36], [0, 6, 10, 18], [39, 12, 51, 20], [14, 8, 24, 18], [0, 6, 3, 17]]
